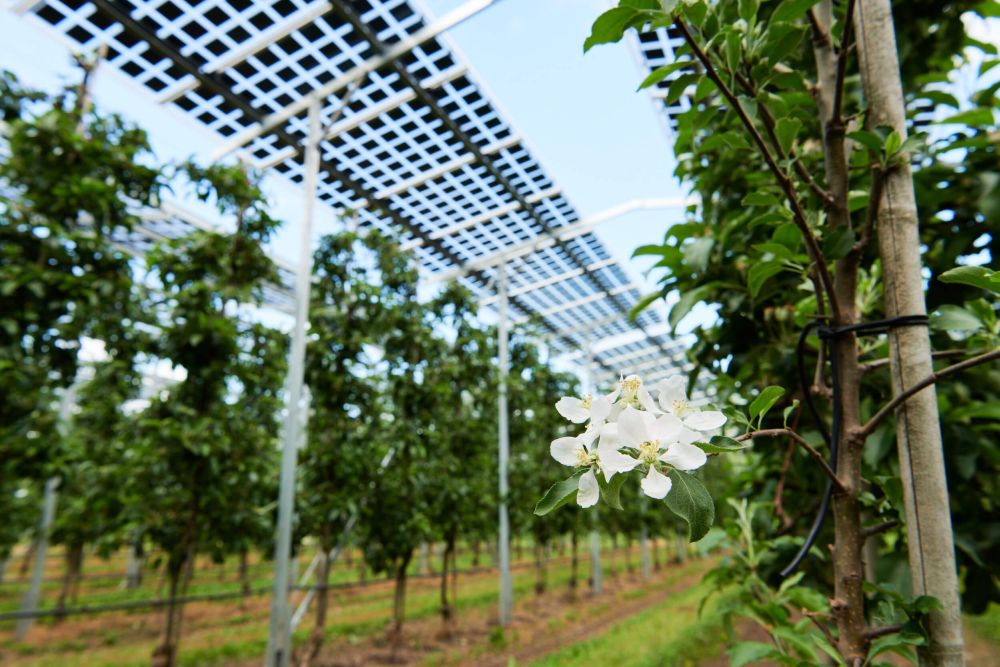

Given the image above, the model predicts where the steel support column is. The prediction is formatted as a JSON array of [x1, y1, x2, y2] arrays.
[[266, 99, 322, 667], [497, 261, 513, 626], [15, 477, 59, 641]]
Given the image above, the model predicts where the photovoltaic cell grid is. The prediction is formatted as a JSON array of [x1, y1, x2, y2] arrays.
[[26, 0, 678, 369], [630, 25, 692, 135]]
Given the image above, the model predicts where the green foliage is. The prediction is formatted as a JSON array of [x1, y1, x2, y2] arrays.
[[663, 470, 715, 542]]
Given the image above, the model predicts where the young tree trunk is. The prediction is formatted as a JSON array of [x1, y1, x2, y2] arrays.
[[239, 549, 251, 597], [390, 553, 412, 644], [440, 534, 455, 623], [625, 536, 634, 573], [125, 538, 144, 590], [674, 533, 687, 564], [569, 531, 579, 594], [854, 2, 964, 664], [652, 535, 661, 571], [152, 534, 196, 667], [471, 541, 481, 567], [55, 542, 84, 621], [533, 541, 546, 595]]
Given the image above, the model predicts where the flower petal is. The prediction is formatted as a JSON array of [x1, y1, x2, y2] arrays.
[[605, 386, 621, 403], [616, 406, 651, 448], [579, 424, 600, 448], [654, 376, 688, 413], [590, 395, 613, 423], [660, 441, 708, 471], [683, 410, 727, 431], [556, 397, 590, 423], [640, 465, 673, 499], [577, 469, 599, 508], [638, 385, 659, 413], [550, 437, 581, 466], [650, 414, 684, 442], [598, 447, 640, 480], [597, 422, 619, 450]]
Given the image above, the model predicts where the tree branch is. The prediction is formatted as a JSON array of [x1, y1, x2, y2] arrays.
[[674, 18, 842, 323], [804, 610, 839, 648], [862, 519, 898, 539], [732, 70, 834, 206], [737, 428, 846, 492], [865, 624, 904, 640], [832, 0, 857, 125], [859, 348, 1000, 437], [806, 9, 831, 49]]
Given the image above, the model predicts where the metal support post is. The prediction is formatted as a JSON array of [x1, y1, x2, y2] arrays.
[[16, 477, 59, 641], [497, 261, 513, 625], [266, 99, 322, 667]]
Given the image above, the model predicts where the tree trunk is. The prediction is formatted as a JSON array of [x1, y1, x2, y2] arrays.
[[471, 541, 480, 567], [390, 553, 412, 644], [625, 536, 634, 573], [239, 549, 251, 597], [569, 531, 578, 594], [152, 535, 196, 667], [533, 541, 546, 595], [55, 542, 84, 621], [440, 535, 455, 623], [854, 2, 964, 664]]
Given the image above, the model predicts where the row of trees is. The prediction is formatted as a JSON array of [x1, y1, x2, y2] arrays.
[[0, 64, 688, 666]]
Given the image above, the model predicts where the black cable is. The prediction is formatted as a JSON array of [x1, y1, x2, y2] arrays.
[[779, 314, 928, 578]]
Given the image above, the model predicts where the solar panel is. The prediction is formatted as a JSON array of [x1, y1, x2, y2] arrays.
[[23, 0, 684, 375]]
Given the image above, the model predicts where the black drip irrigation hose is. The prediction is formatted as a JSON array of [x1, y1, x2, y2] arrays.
[[779, 315, 928, 578]]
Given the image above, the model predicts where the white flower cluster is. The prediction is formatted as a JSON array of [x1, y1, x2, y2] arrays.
[[551, 374, 726, 507]]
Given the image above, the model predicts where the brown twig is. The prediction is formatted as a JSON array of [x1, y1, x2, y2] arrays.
[[862, 519, 898, 539], [858, 347, 1000, 437], [737, 428, 846, 491], [831, 0, 857, 125], [865, 624, 904, 640], [804, 610, 839, 648], [674, 17, 841, 323], [806, 8, 831, 49], [860, 349, 967, 374]]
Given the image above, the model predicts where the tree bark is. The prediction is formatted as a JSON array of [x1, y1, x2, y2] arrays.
[[391, 552, 412, 644], [533, 541, 546, 595], [55, 542, 84, 621], [853, 2, 964, 664], [440, 534, 455, 623], [652, 535, 662, 570], [471, 541, 480, 567], [239, 549, 251, 597], [569, 531, 578, 594], [152, 529, 196, 667]]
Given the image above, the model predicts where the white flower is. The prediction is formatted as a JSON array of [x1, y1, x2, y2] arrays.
[[614, 406, 708, 499], [653, 375, 726, 431], [615, 374, 658, 413], [555, 388, 616, 424], [549, 426, 610, 508]]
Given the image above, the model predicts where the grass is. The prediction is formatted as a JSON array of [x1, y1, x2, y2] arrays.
[[525, 578, 730, 667], [1, 544, 640, 667], [965, 603, 1000, 645]]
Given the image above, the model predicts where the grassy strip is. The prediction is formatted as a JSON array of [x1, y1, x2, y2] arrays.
[[965, 603, 1000, 645], [525, 578, 730, 667]]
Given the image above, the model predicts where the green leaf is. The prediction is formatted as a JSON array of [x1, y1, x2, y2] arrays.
[[664, 470, 715, 542], [748, 260, 789, 297], [938, 107, 995, 128], [939, 265, 999, 293], [823, 225, 856, 260], [696, 435, 750, 453], [867, 633, 922, 663], [753, 242, 795, 260], [633, 243, 670, 257], [684, 237, 714, 272], [534, 469, 585, 516], [597, 470, 628, 510], [742, 191, 782, 207], [725, 30, 742, 73], [584, 7, 643, 52], [884, 129, 903, 155], [847, 129, 884, 154], [848, 189, 869, 212], [629, 290, 663, 321], [669, 284, 712, 330], [773, 222, 802, 250], [637, 60, 690, 90], [749, 385, 785, 421], [774, 117, 801, 155], [782, 399, 799, 427], [729, 641, 777, 667], [785, 585, 829, 611], [739, 0, 759, 23], [930, 305, 982, 332], [771, 0, 819, 23]]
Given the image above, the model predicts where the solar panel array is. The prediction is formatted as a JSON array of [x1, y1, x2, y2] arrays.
[[24, 0, 686, 379], [629, 24, 691, 136]]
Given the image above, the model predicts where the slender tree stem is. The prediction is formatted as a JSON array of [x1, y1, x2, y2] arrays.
[[852, 163, 884, 257], [865, 624, 904, 640], [862, 519, 898, 539], [832, 0, 857, 125], [860, 349, 967, 374], [674, 18, 841, 322], [858, 348, 1000, 438], [736, 428, 846, 491]]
